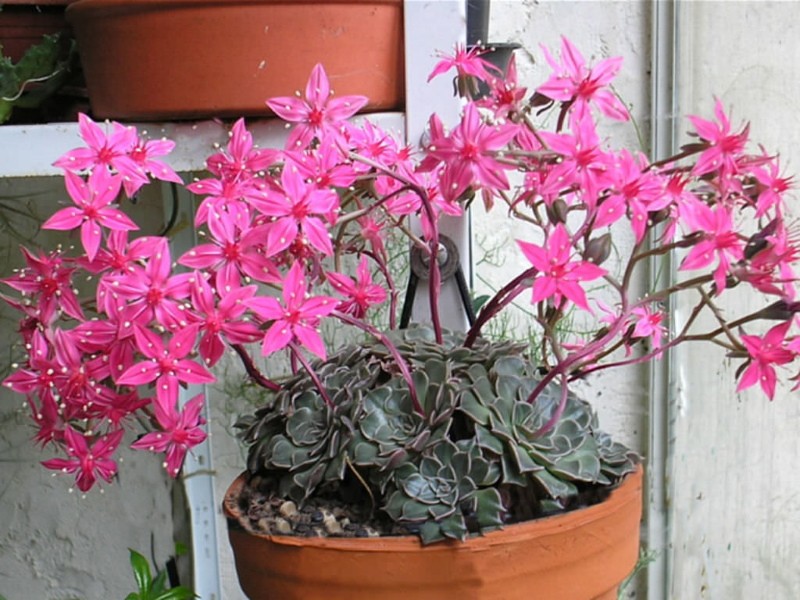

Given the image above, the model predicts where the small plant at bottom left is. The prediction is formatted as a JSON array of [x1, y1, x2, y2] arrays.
[[124, 548, 194, 600]]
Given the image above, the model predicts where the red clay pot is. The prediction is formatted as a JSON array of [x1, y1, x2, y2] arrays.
[[64, 0, 404, 121], [223, 467, 643, 600], [1, 1, 76, 63]]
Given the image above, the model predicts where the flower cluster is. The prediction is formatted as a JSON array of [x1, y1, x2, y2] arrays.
[[3, 37, 799, 493]]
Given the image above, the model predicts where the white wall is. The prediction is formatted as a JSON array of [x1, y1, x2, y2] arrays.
[[0, 179, 177, 600], [670, 3, 800, 599]]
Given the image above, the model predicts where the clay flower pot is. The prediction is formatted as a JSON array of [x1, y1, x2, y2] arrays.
[[65, 0, 404, 120], [0, 0, 77, 63], [223, 467, 643, 600]]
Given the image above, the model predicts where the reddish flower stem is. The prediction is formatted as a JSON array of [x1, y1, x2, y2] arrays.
[[289, 342, 334, 408], [464, 266, 539, 347], [333, 310, 425, 416], [230, 343, 280, 392]]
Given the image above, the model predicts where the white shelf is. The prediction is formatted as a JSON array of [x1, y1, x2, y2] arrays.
[[0, 112, 405, 178]]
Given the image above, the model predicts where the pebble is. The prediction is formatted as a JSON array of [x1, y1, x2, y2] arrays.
[[324, 515, 343, 535], [279, 500, 298, 518], [274, 517, 292, 535]]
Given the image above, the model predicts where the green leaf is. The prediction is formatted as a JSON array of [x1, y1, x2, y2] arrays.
[[459, 389, 491, 425], [128, 549, 152, 594], [472, 294, 490, 313], [474, 424, 504, 455], [173, 541, 189, 557], [151, 569, 168, 595], [473, 488, 505, 529], [153, 587, 196, 600], [438, 514, 468, 541], [411, 369, 429, 409]]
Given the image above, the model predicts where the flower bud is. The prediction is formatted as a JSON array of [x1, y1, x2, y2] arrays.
[[584, 233, 612, 266], [545, 198, 569, 225]]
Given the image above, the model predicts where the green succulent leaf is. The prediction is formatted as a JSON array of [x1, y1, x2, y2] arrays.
[[473, 488, 505, 529], [474, 423, 504, 455], [238, 325, 639, 544]]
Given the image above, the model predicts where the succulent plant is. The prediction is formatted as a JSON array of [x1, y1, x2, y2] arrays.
[[238, 325, 639, 544]]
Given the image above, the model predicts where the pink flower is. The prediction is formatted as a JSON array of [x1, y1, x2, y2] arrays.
[[128, 135, 183, 190], [539, 113, 614, 208], [356, 215, 388, 261], [206, 118, 279, 180], [518, 224, 606, 311], [426, 104, 517, 192], [191, 277, 261, 367], [179, 213, 280, 291], [427, 44, 496, 82], [247, 262, 337, 359], [679, 200, 744, 293], [2, 247, 83, 323], [327, 257, 387, 318], [628, 304, 667, 355], [3, 330, 60, 405], [53, 113, 148, 195], [266, 64, 368, 150], [131, 393, 207, 477], [42, 427, 123, 492], [537, 36, 629, 121], [80, 230, 157, 276], [250, 164, 339, 257], [117, 324, 214, 412], [752, 157, 793, 218], [347, 119, 408, 172], [187, 174, 264, 228], [92, 390, 149, 430], [688, 99, 749, 178], [738, 321, 795, 399], [43, 168, 137, 261], [285, 140, 358, 190], [476, 53, 527, 119], [107, 239, 194, 329], [602, 150, 670, 241], [50, 328, 112, 419]]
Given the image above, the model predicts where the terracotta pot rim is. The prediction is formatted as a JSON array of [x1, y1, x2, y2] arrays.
[[67, 0, 401, 13], [224, 465, 643, 552]]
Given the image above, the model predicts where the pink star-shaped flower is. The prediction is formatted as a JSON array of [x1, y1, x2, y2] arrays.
[[266, 64, 368, 150], [131, 393, 208, 477], [246, 262, 337, 359], [518, 224, 606, 311]]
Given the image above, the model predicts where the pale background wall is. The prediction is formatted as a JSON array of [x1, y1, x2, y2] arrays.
[[0, 180, 177, 599], [2, 2, 800, 600], [670, 3, 800, 599]]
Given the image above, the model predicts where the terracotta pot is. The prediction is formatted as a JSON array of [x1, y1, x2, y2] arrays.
[[0, 1, 76, 63], [64, 0, 404, 121], [223, 467, 643, 600]]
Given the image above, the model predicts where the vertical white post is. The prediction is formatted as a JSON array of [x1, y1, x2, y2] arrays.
[[162, 182, 222, 600], [403, 0, 471, 331], [648, 1, 680, 597]]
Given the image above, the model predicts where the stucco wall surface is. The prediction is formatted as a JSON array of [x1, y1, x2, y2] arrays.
[[0, 180, 176, 600], [669, 3, 800, 599]]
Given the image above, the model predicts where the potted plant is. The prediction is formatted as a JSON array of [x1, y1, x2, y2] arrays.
[[3, 37, 798, 598]]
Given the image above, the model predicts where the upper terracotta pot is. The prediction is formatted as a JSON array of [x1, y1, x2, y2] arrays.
[[66, 0, 404, 120], [223, 467, 643, 600]]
